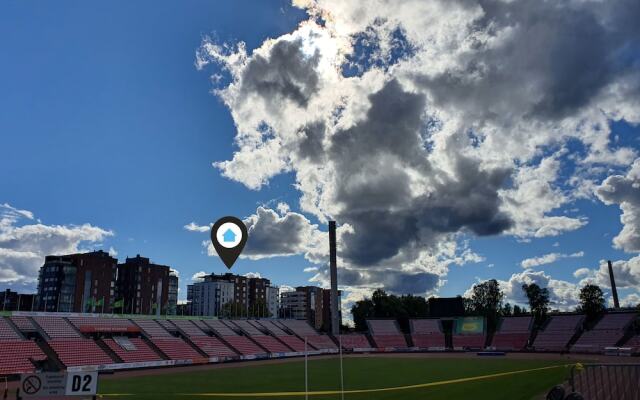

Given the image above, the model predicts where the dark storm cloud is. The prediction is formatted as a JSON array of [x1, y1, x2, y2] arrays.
[[317, 265, 441, 294], [243, 207, 314, 257], [326, 79, 512, 266], [240, 38, 320, 107], [415, 0, 640, 120], [297, 121, 326, 163]]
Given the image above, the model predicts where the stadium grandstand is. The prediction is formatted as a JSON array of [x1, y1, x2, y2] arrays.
[[254, 319, 307, 351], [0, 311, 638, 378], [411, 319, 446, 350], [533, 314, 583, 352], [571, 312, 637, 353], [279, 319, 338, 350], [490, 316, 532, 351], [367, 319, 408, 349]]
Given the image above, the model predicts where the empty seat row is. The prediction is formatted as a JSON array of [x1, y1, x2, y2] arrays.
[[0, 340, 47, 375], [222, 336, 265, 356], [10, 316, 38, 333], [533, 315, 583, 351], [204, 320, 238, 336], [103, 337, 162, 363], [452, 335, 485, 349], [0, 317, 21, 340], [410, 319, 441, 334], [150, 338, 203, 360], [278, 320, 317, 336], [133, 319, 172, 337], [251, 335, 291, 353], [338, 334, 371, 350], [372, 335, 407, 349], [33, 317, 80, 338], [49, 339, 114, 367], [68, 317, 134, 332], [277, 335, 306, 351], [190, 336, 237, 358], [230, 320, 264, 336], [170, 319, 206, 337], [571, 313, 637, 353], [255, 320, 288, 336], [412, 333, 445, 348], [368, 320, 402, 335]]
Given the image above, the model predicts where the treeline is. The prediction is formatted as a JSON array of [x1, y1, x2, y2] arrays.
[[351, 280, 614, 332]]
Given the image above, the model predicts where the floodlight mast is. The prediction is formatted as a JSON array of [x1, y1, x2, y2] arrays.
[[607, 260, 620, 309], [329, 221, 339, 336]]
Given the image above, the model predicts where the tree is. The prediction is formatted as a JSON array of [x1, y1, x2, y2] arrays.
[[522, 283, 550, 327], [351, 298, 375, 331], [467, 279, 504, 332], [350, 289, 429, 332], [501, 302, 513, 316], [577, 284, 605, 322]]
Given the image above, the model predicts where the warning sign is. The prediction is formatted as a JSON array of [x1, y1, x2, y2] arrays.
[[20, 372, 98, 397], [20, 373, 66, 397]]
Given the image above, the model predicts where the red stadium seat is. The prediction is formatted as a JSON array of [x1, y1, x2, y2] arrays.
[[103, 337, 163, 363], [0, 340, 47, 375], [49, 339, 114, 367]]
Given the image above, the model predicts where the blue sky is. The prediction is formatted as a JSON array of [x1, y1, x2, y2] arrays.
[[2, 0, 640, 312]]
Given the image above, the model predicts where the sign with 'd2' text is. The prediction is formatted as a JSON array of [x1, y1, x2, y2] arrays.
[[65, 371, 98, 396]]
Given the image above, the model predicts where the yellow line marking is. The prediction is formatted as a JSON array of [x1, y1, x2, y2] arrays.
[[100, 363, 571, 397]]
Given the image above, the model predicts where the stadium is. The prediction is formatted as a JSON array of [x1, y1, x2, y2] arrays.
[[1, 308, 639, 399], [3, 0, 640, 399]]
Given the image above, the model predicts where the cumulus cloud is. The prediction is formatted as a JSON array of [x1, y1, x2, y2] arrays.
[[191, 271, 207, 281], [578, 257, 640, 290], [0, 203, 113, 287], [521, 251, 584, 269], [242, 206, 326, 261], [196, 0, 640, 297], [497, 269, 581, 310], [596, 159, 640, 252], [184, 222, 211, 233]]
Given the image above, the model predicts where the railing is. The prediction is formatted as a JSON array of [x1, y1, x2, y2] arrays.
[[569, 363, 640, 400]]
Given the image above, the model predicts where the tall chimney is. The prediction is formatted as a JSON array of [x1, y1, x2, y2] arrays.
[[329, 221, 339, 335], [607, 260, 620, 309]]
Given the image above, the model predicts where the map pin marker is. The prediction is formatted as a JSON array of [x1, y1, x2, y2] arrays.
[[211, 216, 248, 269]]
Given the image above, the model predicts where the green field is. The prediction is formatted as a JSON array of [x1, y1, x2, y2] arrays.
[[98, 356, 575, 400]]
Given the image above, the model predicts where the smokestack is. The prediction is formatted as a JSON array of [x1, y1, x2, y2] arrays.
[[607, 260, 620, 309], [329, 221, 339, 335]]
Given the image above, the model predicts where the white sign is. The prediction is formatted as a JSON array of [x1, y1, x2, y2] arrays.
[[20, 373, 66, 397], [65, 371, 98, 396]]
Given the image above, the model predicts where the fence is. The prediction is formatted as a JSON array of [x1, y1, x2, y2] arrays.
[[570, 364, 640, 400]]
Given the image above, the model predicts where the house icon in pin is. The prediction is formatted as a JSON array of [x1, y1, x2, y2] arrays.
[[222, 228, 236, 243]]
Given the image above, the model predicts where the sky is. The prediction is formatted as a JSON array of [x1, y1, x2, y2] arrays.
[[1, 0, 640, 317]]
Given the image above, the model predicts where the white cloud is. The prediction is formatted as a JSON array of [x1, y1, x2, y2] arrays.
[[596, 159, 640, 252], [108, 246, 118, 257], [196, 0, 640, 298], [521, 251, 584, 269], [0, 203, 113, 287], [191, 271, 207, 281], [618, 293, 640, 308], [184, 222, 211, 233], [497, 269, 581, 310]]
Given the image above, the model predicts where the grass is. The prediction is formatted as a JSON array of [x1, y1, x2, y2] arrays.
[[98, 356, 574, 400]]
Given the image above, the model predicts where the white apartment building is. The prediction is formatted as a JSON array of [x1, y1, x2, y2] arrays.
[[188, 280, 234, 316]]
